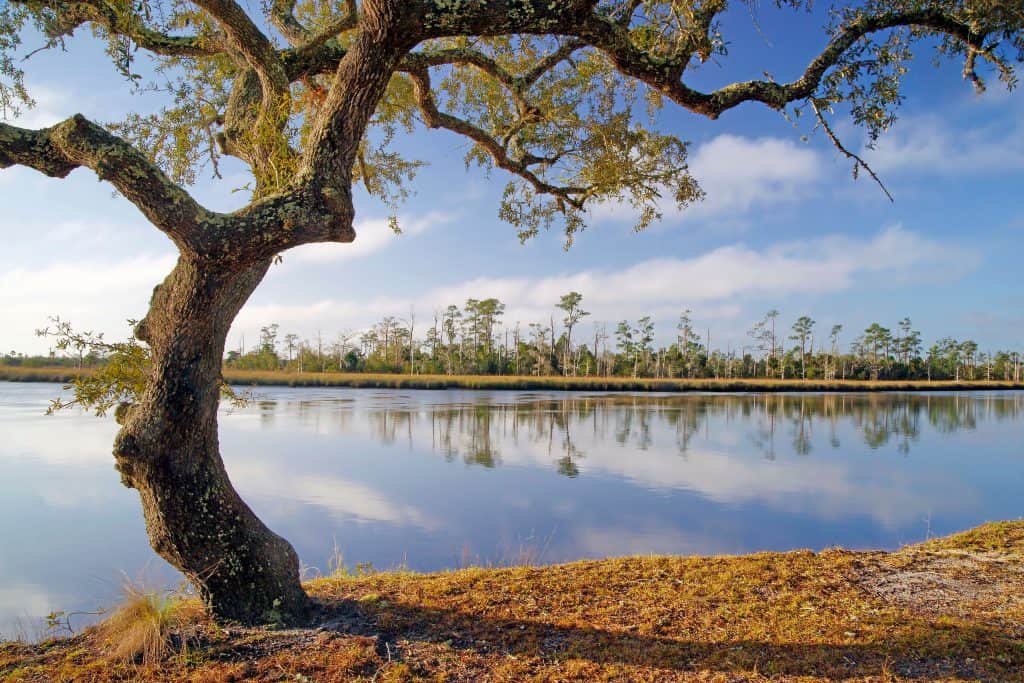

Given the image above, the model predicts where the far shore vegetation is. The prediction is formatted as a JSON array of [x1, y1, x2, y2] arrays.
[[3, 521, 1023, 681], [7, 299, 1024, 389], [3, 364, 1024, 393]]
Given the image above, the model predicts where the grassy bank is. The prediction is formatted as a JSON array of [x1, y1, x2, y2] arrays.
[[3, 522, 1024, 681], [3, 364, 1024, 392]]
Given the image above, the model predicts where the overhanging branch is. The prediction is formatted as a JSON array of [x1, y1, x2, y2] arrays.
[[10, 0, 225, 58], [0, 115, 211, 253], [572, 7, 990, 118]]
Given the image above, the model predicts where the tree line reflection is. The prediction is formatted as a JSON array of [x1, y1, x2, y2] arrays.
[[272, 392, 1024, 476]]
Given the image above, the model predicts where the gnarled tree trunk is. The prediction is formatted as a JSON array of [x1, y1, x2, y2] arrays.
[[113, 255, 310, 624]]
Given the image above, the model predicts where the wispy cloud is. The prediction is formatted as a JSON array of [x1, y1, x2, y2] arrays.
[[283, 211, 454, 266], [687, 134, 823, 215], [2, 85, 69, 129], [863, 113, 1024, 175], [235, 225, 976, 339], [592, 134, 823, 225], [0, 253, 175, 350]]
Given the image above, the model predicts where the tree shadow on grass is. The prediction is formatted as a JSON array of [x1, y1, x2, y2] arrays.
[[315, 597, 1023, 680]]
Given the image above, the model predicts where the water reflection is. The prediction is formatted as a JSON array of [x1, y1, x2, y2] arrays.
[[385, 392, 1020, 469], [2, 385, 1023, 639]]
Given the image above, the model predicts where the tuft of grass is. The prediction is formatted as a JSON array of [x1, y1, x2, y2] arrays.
[[92, 581, 204, 666]]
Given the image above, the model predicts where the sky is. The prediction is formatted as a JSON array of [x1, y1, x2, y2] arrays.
[[1, 4, 1023, 357]]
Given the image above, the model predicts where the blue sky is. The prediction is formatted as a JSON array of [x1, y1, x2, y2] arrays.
[[1, 4, 1022, 356]]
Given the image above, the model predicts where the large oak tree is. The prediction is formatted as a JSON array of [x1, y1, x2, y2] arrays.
[[0, 0, 1021, 625]]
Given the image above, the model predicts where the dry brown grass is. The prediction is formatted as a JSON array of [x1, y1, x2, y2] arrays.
[[0, 365, 92, 383], [3, 522, 1023, 681], [92, 582, 206, 667], [4, 364, 1023, 392], [221, 369, 1024, 393]]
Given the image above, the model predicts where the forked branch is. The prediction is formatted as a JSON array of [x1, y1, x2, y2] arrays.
[[407, 66, 591, 213]]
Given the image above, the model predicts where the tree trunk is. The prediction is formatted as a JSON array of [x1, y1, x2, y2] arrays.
[[114, 255, 310, 625]]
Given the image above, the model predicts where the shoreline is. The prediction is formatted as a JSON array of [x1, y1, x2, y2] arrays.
[[2, 365, 1024, 392], [3, 521, 1023, 681]]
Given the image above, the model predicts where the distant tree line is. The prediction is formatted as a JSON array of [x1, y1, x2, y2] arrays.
[[6, 295, 1019, 382], [207, 294, 1022, 382]]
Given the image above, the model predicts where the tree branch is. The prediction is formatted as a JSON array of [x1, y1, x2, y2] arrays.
[[305, 0, 361, 48], [210, 183, 356, 263], [10, 0, 225, 57], [0, 115, 357, 262], [406, 0, 600, 38], [0, 115, 212, 252], [572, 7, 989, 118], [192, 0, 288, 91], [810, 99, 893, 202], [270, 0, 311, 46], [407, 65, 589, 210]]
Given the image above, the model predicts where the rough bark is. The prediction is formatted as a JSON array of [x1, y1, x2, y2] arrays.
[[114, 256, 310, 624]]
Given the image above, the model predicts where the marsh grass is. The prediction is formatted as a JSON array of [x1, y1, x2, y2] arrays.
[[5, 364, 1024, 392], [220, 370, 1024, 392], [92, 581, 204, 666], [0, 366, 91, 383]]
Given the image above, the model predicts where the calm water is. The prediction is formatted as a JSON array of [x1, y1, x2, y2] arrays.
[[2, 382, 1023, 637]]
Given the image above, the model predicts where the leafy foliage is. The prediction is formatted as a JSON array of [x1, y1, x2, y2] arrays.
[[36, 317, 150, 417], [3, 1, 1022, 236], [36, 317, 246, 416], [0, 3, 33, 118]]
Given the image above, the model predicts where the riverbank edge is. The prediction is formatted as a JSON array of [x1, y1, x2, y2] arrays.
[[3, 365, 1023, 392], [3, 521, 1023, 681]]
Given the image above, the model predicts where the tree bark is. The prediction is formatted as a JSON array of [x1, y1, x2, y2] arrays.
[[113, 254, 310, 624]]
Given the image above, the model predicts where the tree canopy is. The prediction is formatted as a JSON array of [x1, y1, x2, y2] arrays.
[[3, 0, 1022, 247]]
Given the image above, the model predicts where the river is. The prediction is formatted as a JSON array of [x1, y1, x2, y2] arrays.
[[2, 382, 1022, 638]]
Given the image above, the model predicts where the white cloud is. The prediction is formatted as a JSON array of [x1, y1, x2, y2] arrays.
[[236, 225, 975, 339], [592, 134, 823, 225], [0, 209, 448, 353], [1, 84, 75, 130], [283, 211, 453, 265], [1, 223, 975, 356], [687, 134, 823, 215], [864, 113, 1024, 175], [0, 253, 175, 352]]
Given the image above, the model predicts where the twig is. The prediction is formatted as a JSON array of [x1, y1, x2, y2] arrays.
[[810, 99, 894, 203]]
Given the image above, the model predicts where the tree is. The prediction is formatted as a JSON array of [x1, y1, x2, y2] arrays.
[[676, 309, 700, 378], [636, 316, 655, 375], [765, 310, 780, 377], [556, 292, 589, 376], [615, 320, 637, 377], [283, 333, 299, 368], [863, 323, 892, 380], [790, 316, 815, 379], [2, 0, 1020, 625], [829, 324, 843, 380]]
